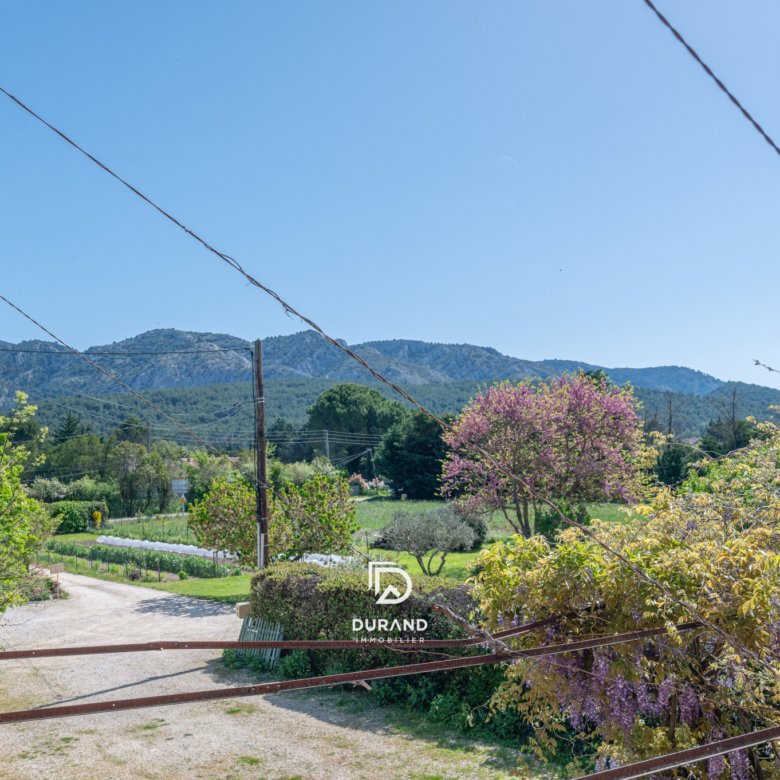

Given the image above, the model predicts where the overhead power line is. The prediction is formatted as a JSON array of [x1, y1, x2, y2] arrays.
[[642, 0, 780, 158], [0, 346, 252, 355]]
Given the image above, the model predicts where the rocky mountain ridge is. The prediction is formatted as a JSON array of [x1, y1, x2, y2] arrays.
[[0, 328, 726, 404]]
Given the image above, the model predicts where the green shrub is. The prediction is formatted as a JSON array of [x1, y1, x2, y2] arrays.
[[44, 540, 240, 578], [250, 561, 473, 663], [533, 502, 589, 542], [49, 501, 109, 534], [277, 650, 311, 680], [178, 570, 189, 580]]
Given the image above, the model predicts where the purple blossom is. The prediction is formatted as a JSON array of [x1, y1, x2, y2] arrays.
[[728, 750, 749, 780], [708, 755, 726, 780], [679, 683, 700, 726], [658, 678, 674, 713]]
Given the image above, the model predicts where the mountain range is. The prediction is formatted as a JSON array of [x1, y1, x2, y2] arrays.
[[0, 328, 731, 405]]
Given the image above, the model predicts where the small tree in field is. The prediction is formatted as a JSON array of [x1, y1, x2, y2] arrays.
[[378, 505, 475, 576], [188, 474, 357, 566], [442, 374, 650, 538]]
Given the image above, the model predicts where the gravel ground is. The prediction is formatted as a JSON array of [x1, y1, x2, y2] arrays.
[[0, 573, 532, 780]]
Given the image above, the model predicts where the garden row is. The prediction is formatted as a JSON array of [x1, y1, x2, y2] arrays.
[[44, 539, 241, 579]]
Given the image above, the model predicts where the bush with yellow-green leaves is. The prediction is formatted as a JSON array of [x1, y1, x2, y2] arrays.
[[472, 422, 780, 778]]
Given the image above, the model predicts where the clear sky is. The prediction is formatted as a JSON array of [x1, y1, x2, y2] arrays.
[[1, 1, 779, 387]]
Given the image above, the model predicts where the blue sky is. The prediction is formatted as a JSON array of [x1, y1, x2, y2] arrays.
[[1, 1, 779, 387]]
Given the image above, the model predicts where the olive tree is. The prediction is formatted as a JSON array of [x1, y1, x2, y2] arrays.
[[378, 505, 475, 576]]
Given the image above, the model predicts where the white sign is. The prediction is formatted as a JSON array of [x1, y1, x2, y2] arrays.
[[179, 495, 186, 505], [172, 479, 189, 494], [368, 562, 412, 605]]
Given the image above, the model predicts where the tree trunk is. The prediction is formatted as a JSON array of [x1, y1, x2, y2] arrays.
[[667, 692, 678, 748], [430, 552, 447, 576], [522, 496, 531, 537]]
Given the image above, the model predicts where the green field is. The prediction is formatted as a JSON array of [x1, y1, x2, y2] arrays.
[[49, 500, 632, 597]]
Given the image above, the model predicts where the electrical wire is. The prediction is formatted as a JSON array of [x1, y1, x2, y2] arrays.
[[0, 346, 252, 355], [1, 376, 247, 432], [642, 0, 780, 158]]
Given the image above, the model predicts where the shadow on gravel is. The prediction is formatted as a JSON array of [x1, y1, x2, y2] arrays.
[[132, 595, 234, 619], [34, 666, 210, 709]]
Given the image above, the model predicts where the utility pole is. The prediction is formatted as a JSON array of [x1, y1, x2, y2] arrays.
[[254, 340, 269, 569], [146, 421, 151, 453], [324, 430, 330, 461]]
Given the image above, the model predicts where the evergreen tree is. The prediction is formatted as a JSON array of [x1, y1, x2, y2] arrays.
[[375, 411, 452, 499], [53, 410, 91, 444]]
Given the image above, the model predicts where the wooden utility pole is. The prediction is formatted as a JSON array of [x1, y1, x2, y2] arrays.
[[146, 421, 151, 453], [254, 339, 269, 569]]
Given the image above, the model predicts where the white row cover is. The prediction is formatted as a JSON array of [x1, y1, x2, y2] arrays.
[[95, 535, 237, 560], [94, 537, 349, 568], [297, 553, 348, 567]]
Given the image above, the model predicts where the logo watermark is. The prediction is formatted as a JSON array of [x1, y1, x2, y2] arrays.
[[368, 561, 412, 605]]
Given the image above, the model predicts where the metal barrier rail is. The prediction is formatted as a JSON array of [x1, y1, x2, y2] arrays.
[[572, 723, 780, 780], [0, 612, 572, 661], [0, 622, 700, 725]]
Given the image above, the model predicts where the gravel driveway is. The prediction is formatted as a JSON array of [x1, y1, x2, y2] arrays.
[[0, 573, 528, 780]]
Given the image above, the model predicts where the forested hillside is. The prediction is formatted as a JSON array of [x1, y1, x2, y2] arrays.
[[26, 377, 780, 447]]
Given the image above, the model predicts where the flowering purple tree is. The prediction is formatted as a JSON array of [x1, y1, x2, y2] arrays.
[[441, 374, 647, 537]]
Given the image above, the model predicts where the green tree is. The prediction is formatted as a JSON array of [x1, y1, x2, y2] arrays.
[[183, 450, 234, 502], [1, 394, 59, 614], [267, 417, 312, 463], [109, 417, 147, 446], [273, 475, 358, 560], [378, 505, 475, 575], [306, 384, 408, 474], [653, 442, 695, 485], [375, 411, 451, 499], [699, 417, 757, 456], [189, 474, 357, 566], [39, 434, 105, 482], [109, 441, 146, 516], [53, 410, 91, 444]]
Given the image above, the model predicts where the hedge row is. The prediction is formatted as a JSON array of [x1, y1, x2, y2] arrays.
[[45, 540, 240, 578], [48, 501, 109, 534], [247, 562, 533, 741]]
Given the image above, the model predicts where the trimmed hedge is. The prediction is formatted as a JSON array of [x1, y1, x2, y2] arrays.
[[251, 562, 474, 675], [248, 563, 533, 741], [45, 540, 240, 578], [250, 562, 473, 646], [48, 501, 109, 534]]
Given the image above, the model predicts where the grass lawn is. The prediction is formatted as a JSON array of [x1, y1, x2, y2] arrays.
[[395, 550, 482, 580], [54, 532, 100, 542], [138, 573, 253, 604], [34, 548, 253, 604], [353, 499, 442, 531]]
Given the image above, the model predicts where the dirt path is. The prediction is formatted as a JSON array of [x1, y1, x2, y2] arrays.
[[0, 573, 529, 780]]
